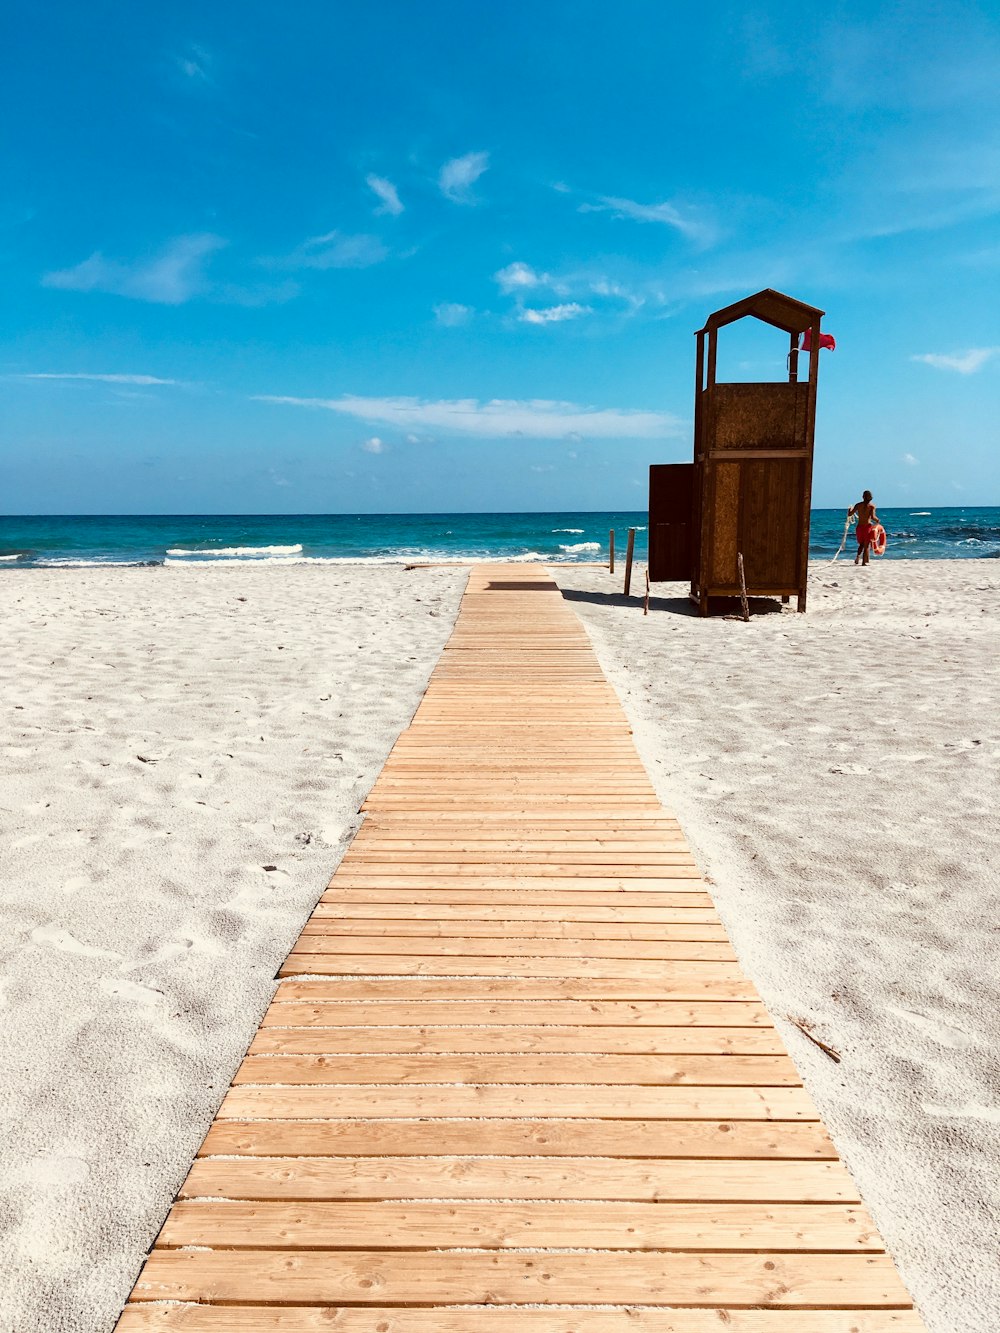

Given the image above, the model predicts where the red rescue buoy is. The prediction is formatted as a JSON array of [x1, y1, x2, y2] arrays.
[[870, 524, 887, 556]]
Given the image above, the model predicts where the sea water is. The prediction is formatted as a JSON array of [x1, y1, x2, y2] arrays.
[[0, 508, 997, 568]]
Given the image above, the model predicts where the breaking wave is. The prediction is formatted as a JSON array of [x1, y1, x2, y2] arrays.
[[166, 544, 304, 557]]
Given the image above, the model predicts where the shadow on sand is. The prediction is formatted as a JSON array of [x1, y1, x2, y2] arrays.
[[558, 587, 785, 618]]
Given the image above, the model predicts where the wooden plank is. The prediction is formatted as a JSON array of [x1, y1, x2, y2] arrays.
[[260, 1001, 772, 1026], [181, 1156, 858, 1202], [328, 875, 706, 888], [130, 1250, 911, 1306], [299, 921, 729, 940], [232, 1053, 800, 1086], [278, 955, 740, 978], [319, 888, 717, 907], [247, 1026, 787, 1055], [285, 936, 735, 959], [274, 977, 762, 1000], [218, 1086, 820, 1120], [159, 1199, 883, 1250], [115, 1308, 930, 1332], [309, 904, 721, 922], [200, 1118, 838, 1159]]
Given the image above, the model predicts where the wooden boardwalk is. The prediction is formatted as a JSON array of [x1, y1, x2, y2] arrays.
[[117, 567, 924, 1331]]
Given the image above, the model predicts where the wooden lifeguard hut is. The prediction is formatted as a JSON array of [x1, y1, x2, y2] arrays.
[[648, 288, 825, 613]]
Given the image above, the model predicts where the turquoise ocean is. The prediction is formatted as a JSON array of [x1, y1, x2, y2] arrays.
[[1, 509, 998, 568]]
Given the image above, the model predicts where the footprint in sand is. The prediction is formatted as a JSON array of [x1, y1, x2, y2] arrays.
[[30, 924, 121, 961], [22, 1155, 90, 1188], [923, 1102, 1000, 1125], [100, 976, 165, 1007], [62, 876, 93, 896], [889, 1005, 976, 1050], [120, 938, 194, 972], [12, 832, 45, 850]]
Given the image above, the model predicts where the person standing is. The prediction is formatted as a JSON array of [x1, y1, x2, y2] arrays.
[[850, 490, 878, 566]]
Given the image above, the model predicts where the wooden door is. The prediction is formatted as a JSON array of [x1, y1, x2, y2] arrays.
[[648, 464, 694, 582]]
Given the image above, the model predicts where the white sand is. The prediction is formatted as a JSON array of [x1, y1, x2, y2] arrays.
[[553, 558, 1000, 1333], [0, 564, 466, 1333]]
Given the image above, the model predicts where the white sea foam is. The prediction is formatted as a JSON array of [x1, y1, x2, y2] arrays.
[[165, 544, 304, 557], [559, 541, 601, 553], [910, 512, 932, 516], [0, 553, 24, 561], [165, 551, 557, 567], [552, 528, 584, 533], [37, 558, 157, 568]]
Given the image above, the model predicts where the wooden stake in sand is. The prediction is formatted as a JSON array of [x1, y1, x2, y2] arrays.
[[609, 529, 615, 574], [623, 528, 636, 597], [737, 552, 750, 622], [644, 566, 650, 616]]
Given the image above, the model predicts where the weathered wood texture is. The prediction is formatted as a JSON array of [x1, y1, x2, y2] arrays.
[[115, 566, 924, 1331]]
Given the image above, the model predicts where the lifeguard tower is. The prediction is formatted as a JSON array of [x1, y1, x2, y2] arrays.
[[648, 288, 825, 614]]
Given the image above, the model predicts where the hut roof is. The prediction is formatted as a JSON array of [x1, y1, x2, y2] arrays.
[[696, 288, 824, 336]]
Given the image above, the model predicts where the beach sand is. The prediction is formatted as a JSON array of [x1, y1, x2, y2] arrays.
[[0, 564, 466, 1333], [553, 558, 1000, 1333], [2, 557, 997, 1333]]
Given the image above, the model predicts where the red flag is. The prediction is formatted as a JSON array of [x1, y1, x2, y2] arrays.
[[801, 329, 836, 352]]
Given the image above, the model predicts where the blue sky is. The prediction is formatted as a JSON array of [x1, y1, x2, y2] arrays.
[[3, 0, 999, 513]]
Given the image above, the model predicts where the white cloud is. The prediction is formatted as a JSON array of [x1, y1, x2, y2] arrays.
[[17, 372, 181, 386], [254, 393, 682, 440], [434, 302, 473, 327], [530, 464, 555, 472], [362, 436, 385, 454], [276, 230, 388, 270], [43, 234, 225, 305], [519, 303, 591, 325], [176, 44, 212, 82], [366, 174, 403, 216], [588, 277, 646, 310], [911, 347, 1000, 374], [579, 195, 714, 244], [438, 151, 489, 204], [902, 452, 920, 465], [495, 261, 546, 293], [495, 262, 649, 314]]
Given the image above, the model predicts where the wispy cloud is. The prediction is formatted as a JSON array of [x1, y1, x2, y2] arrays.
[[911, 347, 1000, 374], [579, 195, 715, 245], [519, 303, 591, 325], [17, 372, 182, 386], [273, 230, 388, 270], [362, 436, 386, 454], [366, 174, 403, 216], [438, 151, 489, 205], [495, 261, 552, 294], [495, 261, 652, 318], [902, 452, 919, 465], [434, 302, 473, 327], [43, 234, 226, 304], [175, 44, 212, 83], [254, 393, 681, 440]]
